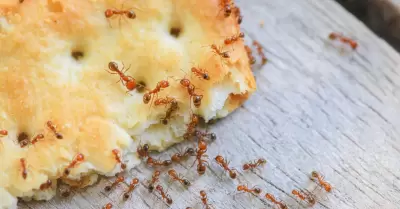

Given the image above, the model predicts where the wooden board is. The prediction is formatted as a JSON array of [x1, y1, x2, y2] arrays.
[[21, 0, 400, 208]]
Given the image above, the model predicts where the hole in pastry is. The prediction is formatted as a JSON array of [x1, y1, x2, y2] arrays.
[[136, 81, 146, 93], [71, 50, 84, 61], [17, 132, 29, 147], [169, 27, 182, 38], [47, 0, 63, 13]]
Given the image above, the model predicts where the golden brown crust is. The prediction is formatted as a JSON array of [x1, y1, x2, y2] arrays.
[[0, 0, 255, 207]]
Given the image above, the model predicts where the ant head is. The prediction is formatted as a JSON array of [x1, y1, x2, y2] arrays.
[[311, 171, 318, 178], [215, 155, 224, 163], [126, 10, 136, 19], [180, 78, 190, 87], [112, 149, 119, 155], [254, 188, 262, 194], [104, 9, 113, 18], [199, 190, 206, 197], [258, 158, 267, 164], [154, 170, 160, 176], [156, 185, 162, 190], [237, 185, 244, 191], [132, 178, 139, 184], [116, 176, 125, 182], [291, 190, 298, 195], [159, 80, 169, 88], [198, 140, 207, 150], [0, 129, 7, 136], [76, 153, 85, 161], [108, 62, 118, 71], [242, 164, 249, 170], [222, 52, 230, 58], [239, 32, 245, 38]]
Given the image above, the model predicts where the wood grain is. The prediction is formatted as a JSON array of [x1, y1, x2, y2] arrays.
[[21, 0, 400, 208]]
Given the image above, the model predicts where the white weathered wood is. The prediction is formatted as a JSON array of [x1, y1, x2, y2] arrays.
[[21, 0, 400, 208]]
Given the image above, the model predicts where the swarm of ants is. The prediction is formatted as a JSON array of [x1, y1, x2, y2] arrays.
[[1, 1, 353, 208]]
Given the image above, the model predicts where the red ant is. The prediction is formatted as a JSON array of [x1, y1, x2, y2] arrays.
[[104, 3, 138, 29], [148, 170, 161, 192], [160, 99, 179, 125], [155, 185, 173, 205], [20, 158, 27, 179], [265, 193, 288, 209], [194, 130, 217, 141], [328, 32, 358, 50], [105, 175, 124, 192], [194, 139, 208, 175], [237, 184, 262, 196], [106, 61, 137, 92], [40, 180, 52, 190], [47, 121, 63, 139], [311, 171, 332, 192], [143, 80, 170, 106], [171, 147, 195, 162], [244, 45, 256, 65], [154, 97, 177, 107], [292, 189, 316, 206], [175, 73, 203, 108], [64, 153, 84, 176], [191, 66, 210, 80], [0, 129, 7, 137], [200, 190, 214, 209], [123, 178, 139, 200], [210, 44, 230, 59], [224, 32, 244, 45], [31, 134, 45, 145], [137, 143, 149, 159], [111, 149, 126, 170], [214, 155, 237, 179], [102, 203, 113, 209], [167, 169, 191, 187], [253, 40, 268, 65], [219, 0, 233, 17], [242, 158, 266, 171], [147, 157, 172, 167], [183, 114, 199, 140], [233, 6, 243, 24]]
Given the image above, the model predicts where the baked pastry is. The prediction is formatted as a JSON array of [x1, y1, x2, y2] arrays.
[[0, 0, 255, 208]]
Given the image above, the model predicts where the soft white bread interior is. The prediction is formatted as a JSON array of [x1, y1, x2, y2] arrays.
[[0, 0, 255, 208]]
